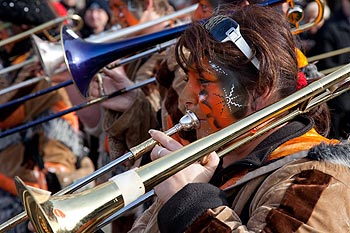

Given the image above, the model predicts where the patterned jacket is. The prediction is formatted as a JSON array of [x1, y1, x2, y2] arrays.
[[0, 65, 84, 192]]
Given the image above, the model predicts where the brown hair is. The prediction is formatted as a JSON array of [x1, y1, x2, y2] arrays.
[[175, 4, 330, 135], [176, 5, 298, 98]]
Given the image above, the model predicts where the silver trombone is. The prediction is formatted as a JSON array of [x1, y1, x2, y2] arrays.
[[0, 57, 38, 76], [35, 4, 197, 77]]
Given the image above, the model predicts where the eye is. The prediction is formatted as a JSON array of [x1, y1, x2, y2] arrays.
[[199, 78, 210, 84], [199, 73, 211, 84]]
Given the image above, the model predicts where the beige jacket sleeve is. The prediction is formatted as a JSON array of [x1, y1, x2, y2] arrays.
[[128, 197, 163, 233]]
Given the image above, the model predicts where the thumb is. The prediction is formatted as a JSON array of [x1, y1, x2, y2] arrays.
[[202, 152, 220, 171]]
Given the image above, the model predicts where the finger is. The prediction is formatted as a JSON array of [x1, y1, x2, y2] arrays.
[[201, 152, 220, 169], [102, 67, 133, 87], [28, 222, 35, 231], [149, 129, 183, 151], [89, 79, 101, 97], [103, 67, 126, 80], [151, 145, 169, 160]]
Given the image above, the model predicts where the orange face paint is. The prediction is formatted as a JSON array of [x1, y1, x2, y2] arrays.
[[184, 61, 248, 136], [192, 0, 214, 21]]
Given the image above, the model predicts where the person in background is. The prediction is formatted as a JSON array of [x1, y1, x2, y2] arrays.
[[193, 0, 219, 19], [307, 0, 350, 140], [80, 0, 112, 38], [52, 0, 84, 17], [59, 0, 84, 15], [0, 1, 94, 232], [299, 1, 331, 54]]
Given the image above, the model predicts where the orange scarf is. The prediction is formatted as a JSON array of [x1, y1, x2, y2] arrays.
[[220, 128, 337, 189]]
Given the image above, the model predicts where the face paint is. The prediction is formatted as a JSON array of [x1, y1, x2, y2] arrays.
[[192, 0, 214, 21], [185, 61, 248, 137]]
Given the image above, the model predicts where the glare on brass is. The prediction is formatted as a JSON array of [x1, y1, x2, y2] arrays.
[[61, 23, 188, 97], [0, 14, 82, 47], [16, 64, 350, 233], [289, 0, 325, 35], [307, 47, 350, 75]]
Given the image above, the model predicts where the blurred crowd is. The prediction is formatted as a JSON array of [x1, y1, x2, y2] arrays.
[[0, 0, 349, 233]]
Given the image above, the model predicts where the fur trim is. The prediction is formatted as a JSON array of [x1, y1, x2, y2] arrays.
[[0, 111, 84, 157], [307, 141, 350, 167]]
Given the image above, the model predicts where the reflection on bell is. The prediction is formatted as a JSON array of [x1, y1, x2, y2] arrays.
[[15, 176, 125, 233], [287, 5, 304, 25], [31, 35, 65, 77], [61, 24, 188, 97]]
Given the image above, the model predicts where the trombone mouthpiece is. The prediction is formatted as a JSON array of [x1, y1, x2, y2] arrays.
[[179, 110, 200, 131]]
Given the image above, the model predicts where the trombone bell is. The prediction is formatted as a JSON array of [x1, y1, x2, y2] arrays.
[[31, 35, 65, 77], [61, 24, 188, 97], [15, 177, 126, 233]]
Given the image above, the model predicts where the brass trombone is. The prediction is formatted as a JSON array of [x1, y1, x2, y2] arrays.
[[307, 47, 350, 75], [0, 110, 199, 232], [14, 63, 350, 233], [0, 14, 83, 47]]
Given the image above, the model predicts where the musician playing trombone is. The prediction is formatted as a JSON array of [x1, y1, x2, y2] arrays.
[[93, 4, 350, 233]]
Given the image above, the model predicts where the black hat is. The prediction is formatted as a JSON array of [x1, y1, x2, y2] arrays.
[[85, 0, 111, 22], [0, 0, 57, 26]]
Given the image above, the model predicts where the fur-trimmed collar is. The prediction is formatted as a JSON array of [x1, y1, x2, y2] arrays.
[[307, 141, 350, 167]]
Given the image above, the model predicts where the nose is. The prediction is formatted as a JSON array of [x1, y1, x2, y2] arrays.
[[179, 80, 197, 111]]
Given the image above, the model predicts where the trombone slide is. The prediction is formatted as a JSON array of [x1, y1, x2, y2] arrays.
[[13, 111, 199, 232], [0, 111, 199, 232], [0, 14, 82, 47]]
